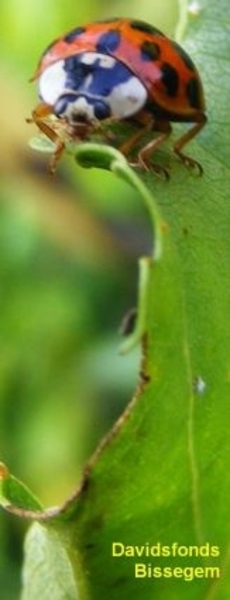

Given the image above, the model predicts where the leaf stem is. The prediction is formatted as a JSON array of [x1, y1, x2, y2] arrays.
[[74, 143, 163, 352]]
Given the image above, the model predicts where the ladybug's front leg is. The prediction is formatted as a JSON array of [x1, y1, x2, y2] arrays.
[[27, 103, 65, 173]]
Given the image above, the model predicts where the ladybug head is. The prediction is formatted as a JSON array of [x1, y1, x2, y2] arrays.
[[54, 92, 112, 124]]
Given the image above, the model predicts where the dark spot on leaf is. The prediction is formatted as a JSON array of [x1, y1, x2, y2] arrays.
[[84, 542, 97, 550], [88, 515, 105, 531], [111, 576, 129, 588], [120, 308, 137, 336], [182, 226, 189, 235]]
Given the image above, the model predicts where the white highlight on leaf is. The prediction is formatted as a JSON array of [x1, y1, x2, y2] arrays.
[[193, 376, 207, 395], [188, 1, 201, 16]]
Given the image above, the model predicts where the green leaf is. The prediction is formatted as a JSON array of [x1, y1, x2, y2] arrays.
[[5, 0, 230, 598], [0, 463, 43, 513], [21, 523, 80, 600]]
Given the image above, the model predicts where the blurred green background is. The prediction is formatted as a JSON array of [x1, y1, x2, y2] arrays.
[[0, 0, 178, 597]]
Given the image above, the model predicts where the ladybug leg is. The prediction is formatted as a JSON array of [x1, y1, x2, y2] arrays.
[[119, 119, 171, 178], [27, 103, 56, 140], [137, 131, 171, 178], [173, 118, 207, 175], [118, 121, 153, 157], [119, 115, 173, 177], [47, 139, 66, 174], [27, 103, 65, 173]]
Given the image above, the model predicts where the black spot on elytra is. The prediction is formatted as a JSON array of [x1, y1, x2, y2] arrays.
[[141, 40, 161, 61], [161, 62, 179, 97], [96, 29, 121, 53], [130, 20, 164, 37], [64, 26, 86, 43], [172, 40, 196, 72], [186, 77, 201, 109]]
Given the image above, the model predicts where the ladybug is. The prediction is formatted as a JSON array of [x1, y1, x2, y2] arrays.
[[29, 18, 207, 175]]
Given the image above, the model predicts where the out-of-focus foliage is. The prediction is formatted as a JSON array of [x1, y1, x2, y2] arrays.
[[0, 1, 178, 597]]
